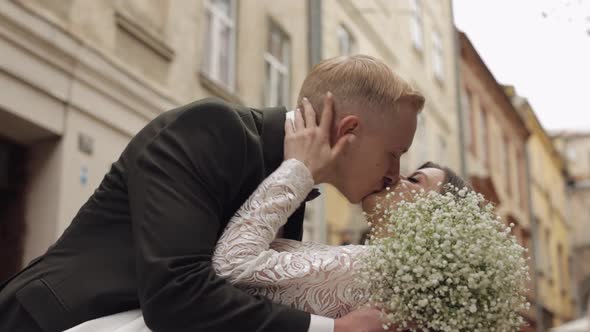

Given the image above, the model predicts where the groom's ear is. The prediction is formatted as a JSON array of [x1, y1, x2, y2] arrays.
[[336, 115, 360, 138]]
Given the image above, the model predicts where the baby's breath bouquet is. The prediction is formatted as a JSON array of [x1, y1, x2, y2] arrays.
[[359, 187, 530, 331]]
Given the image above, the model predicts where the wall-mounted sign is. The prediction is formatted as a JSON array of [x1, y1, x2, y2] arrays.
[[78, 133, 94, 155]]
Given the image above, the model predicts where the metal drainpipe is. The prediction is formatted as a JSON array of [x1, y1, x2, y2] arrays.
[[308, 0, 322, 69], [308, 0, 326, 243], [449, 2, 468, 178]]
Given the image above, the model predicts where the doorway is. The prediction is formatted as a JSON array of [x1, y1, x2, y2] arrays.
[[0, 137, 27, 283]]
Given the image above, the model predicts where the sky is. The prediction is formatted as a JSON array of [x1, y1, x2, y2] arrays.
[[453, 0, 590, 132]]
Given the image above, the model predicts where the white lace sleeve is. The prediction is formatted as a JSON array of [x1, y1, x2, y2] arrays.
[[213, 159, 368, 318]]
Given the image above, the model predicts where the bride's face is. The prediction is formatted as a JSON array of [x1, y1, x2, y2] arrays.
[[361, 167, 446, 213]]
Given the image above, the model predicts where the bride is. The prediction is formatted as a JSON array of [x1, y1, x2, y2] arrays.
[[66, 106, 470, 332]]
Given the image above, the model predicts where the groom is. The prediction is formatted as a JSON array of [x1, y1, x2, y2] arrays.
[[0, 55, 423, 332]]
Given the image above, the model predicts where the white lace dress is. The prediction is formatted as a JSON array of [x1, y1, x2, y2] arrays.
[[65, 159, 369, 332]]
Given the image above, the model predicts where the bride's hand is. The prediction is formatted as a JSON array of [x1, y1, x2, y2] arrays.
[[284, 92, 353, 184]]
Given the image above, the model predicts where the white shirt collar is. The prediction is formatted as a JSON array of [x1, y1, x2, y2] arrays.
[[285, 110, 296, 130]]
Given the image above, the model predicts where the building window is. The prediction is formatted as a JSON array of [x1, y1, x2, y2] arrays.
[[517, 171, 525, 218], [432, 31, 444, 81], [409, 0, 423, 51], [302, 202, 316, 242], [461, 88, 474, 152], [517, 148, 527, 209], [533, 217, 544, 273], [566, 147, 577, 162], [264, 22, 290, 107], [522, 229, 534, 290], [557, 244, 566, 294], [498, 133, 506, 178], [510, 218, 522, 243], [201, 0, 236, 90], [479, 109, 489, 168], [522, 228, 531, 254], [438, 135, 447, 165], [337, 25, 355, 55], [545, 228, 553, 278], [417, 113, 428, 163], [503, 136, 512, 196]]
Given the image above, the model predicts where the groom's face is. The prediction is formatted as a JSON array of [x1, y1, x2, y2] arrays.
[[335, 102, 418, 203]]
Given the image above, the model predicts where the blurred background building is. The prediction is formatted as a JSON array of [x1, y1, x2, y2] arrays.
[[509, 90, 575, 329], [552, 131, 590, 318], [0, 1, 588, 330], [459, 33, 536, 330]]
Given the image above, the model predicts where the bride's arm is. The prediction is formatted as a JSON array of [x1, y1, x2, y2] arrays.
[[212, 159, 367, 317]]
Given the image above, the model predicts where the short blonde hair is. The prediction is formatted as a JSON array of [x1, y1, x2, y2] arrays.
[[298, 55, 425, 116]]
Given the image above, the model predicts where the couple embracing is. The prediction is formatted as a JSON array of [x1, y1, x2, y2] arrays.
[[0, 55, 472, 332]]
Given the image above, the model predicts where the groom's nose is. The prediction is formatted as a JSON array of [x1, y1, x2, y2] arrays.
[[385, 158, 400, 183], [384, 174, 400, 189]]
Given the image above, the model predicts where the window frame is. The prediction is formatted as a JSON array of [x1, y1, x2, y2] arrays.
[[263, 20, 291, 107], [201, 0, 237, 91], [409, 0, 424, 51]]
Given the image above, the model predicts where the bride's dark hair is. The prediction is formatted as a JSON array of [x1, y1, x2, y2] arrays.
[[418, 161, 473, 195]]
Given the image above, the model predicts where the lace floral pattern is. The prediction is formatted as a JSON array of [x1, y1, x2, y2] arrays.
[[213, 159, 368, 318]]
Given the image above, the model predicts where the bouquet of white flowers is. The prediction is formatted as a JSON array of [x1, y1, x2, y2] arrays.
[[359, 187, 530, 331]]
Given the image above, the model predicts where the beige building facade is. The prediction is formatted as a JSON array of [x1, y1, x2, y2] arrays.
[[553, 132, 590, 317], [512, 95, 575, 329], [459, 33, 536, 331], [319, 0, 461, 245], [0, 0, 315, 279]]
